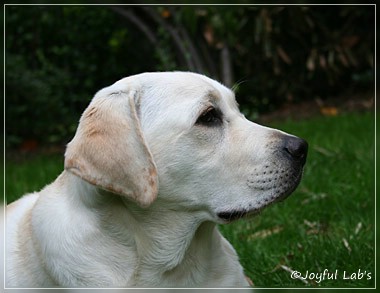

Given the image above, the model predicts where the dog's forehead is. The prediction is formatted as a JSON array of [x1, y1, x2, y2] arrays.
[[138, 72, 239, 111]]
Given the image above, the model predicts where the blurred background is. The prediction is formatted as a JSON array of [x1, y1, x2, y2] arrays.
[[5, 4, 374, 151]]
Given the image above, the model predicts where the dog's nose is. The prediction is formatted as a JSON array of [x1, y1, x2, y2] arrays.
[[283, 136, 308, 165]]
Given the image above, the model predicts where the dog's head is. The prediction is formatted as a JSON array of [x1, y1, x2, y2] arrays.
[[65, 72, 307, 222]]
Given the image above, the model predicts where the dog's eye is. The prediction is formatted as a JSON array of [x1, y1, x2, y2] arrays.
[[196, 108, 222, 126]]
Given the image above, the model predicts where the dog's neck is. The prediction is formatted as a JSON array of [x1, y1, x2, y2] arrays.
[[70, 172, 224, 285], [121, 197, 220, 283], [121, 199, 215, 270]]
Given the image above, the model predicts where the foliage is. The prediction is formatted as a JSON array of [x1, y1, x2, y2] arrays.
[[5, 5, 374, 148], [5, 6, 155, 148]]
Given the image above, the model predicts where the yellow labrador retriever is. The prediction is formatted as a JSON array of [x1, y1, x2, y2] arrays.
[[6, 72, 308, 288]]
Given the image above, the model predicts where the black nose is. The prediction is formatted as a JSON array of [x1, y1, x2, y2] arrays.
[[283, 136, 308, 165]]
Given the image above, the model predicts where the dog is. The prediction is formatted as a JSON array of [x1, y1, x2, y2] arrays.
[[6, 72, 308, 287]]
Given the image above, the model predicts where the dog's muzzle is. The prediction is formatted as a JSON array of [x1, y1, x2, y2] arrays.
[[217, 135, 308, 223]]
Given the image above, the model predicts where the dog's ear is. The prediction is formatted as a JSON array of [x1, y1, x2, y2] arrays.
[[64, 87, 158, 207]]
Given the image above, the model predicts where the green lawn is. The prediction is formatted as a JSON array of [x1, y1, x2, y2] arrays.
[[220, 111, 375, 288], [5, 111, 375, 288]]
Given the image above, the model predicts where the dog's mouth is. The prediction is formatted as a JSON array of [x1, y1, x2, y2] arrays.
[[217, 209, 260, 222], [217, 170, 303, 223]]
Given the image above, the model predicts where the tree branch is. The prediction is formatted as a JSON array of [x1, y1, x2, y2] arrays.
[[109, 6, 157, 45], [142, 6, 196, 71], [167, 7, 205, 73], [220, 43, 234, 87]]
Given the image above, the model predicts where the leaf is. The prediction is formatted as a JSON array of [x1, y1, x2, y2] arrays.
[[342, 238, 352, 253], [319, 54, 327, 69], [342, 35, 359, 48], [160, 8, 170, 19], [203, 24, 214, 45], [277, 46, 292, 64], [320, 106, 338, 116], [248, 226, 283, 240], [354, 222, 362, 235], [280, 265, 309, 285], [307, 49, 317, 71]]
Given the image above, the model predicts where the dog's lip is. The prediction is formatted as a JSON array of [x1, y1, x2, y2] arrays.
[[218, 173, 303, 222], [217, 208, 261, 222]]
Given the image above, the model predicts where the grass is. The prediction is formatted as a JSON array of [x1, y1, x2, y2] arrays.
[[5, 111, 375, 288], [6, 154, 64, 204], [220, 111, 375, 288]]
